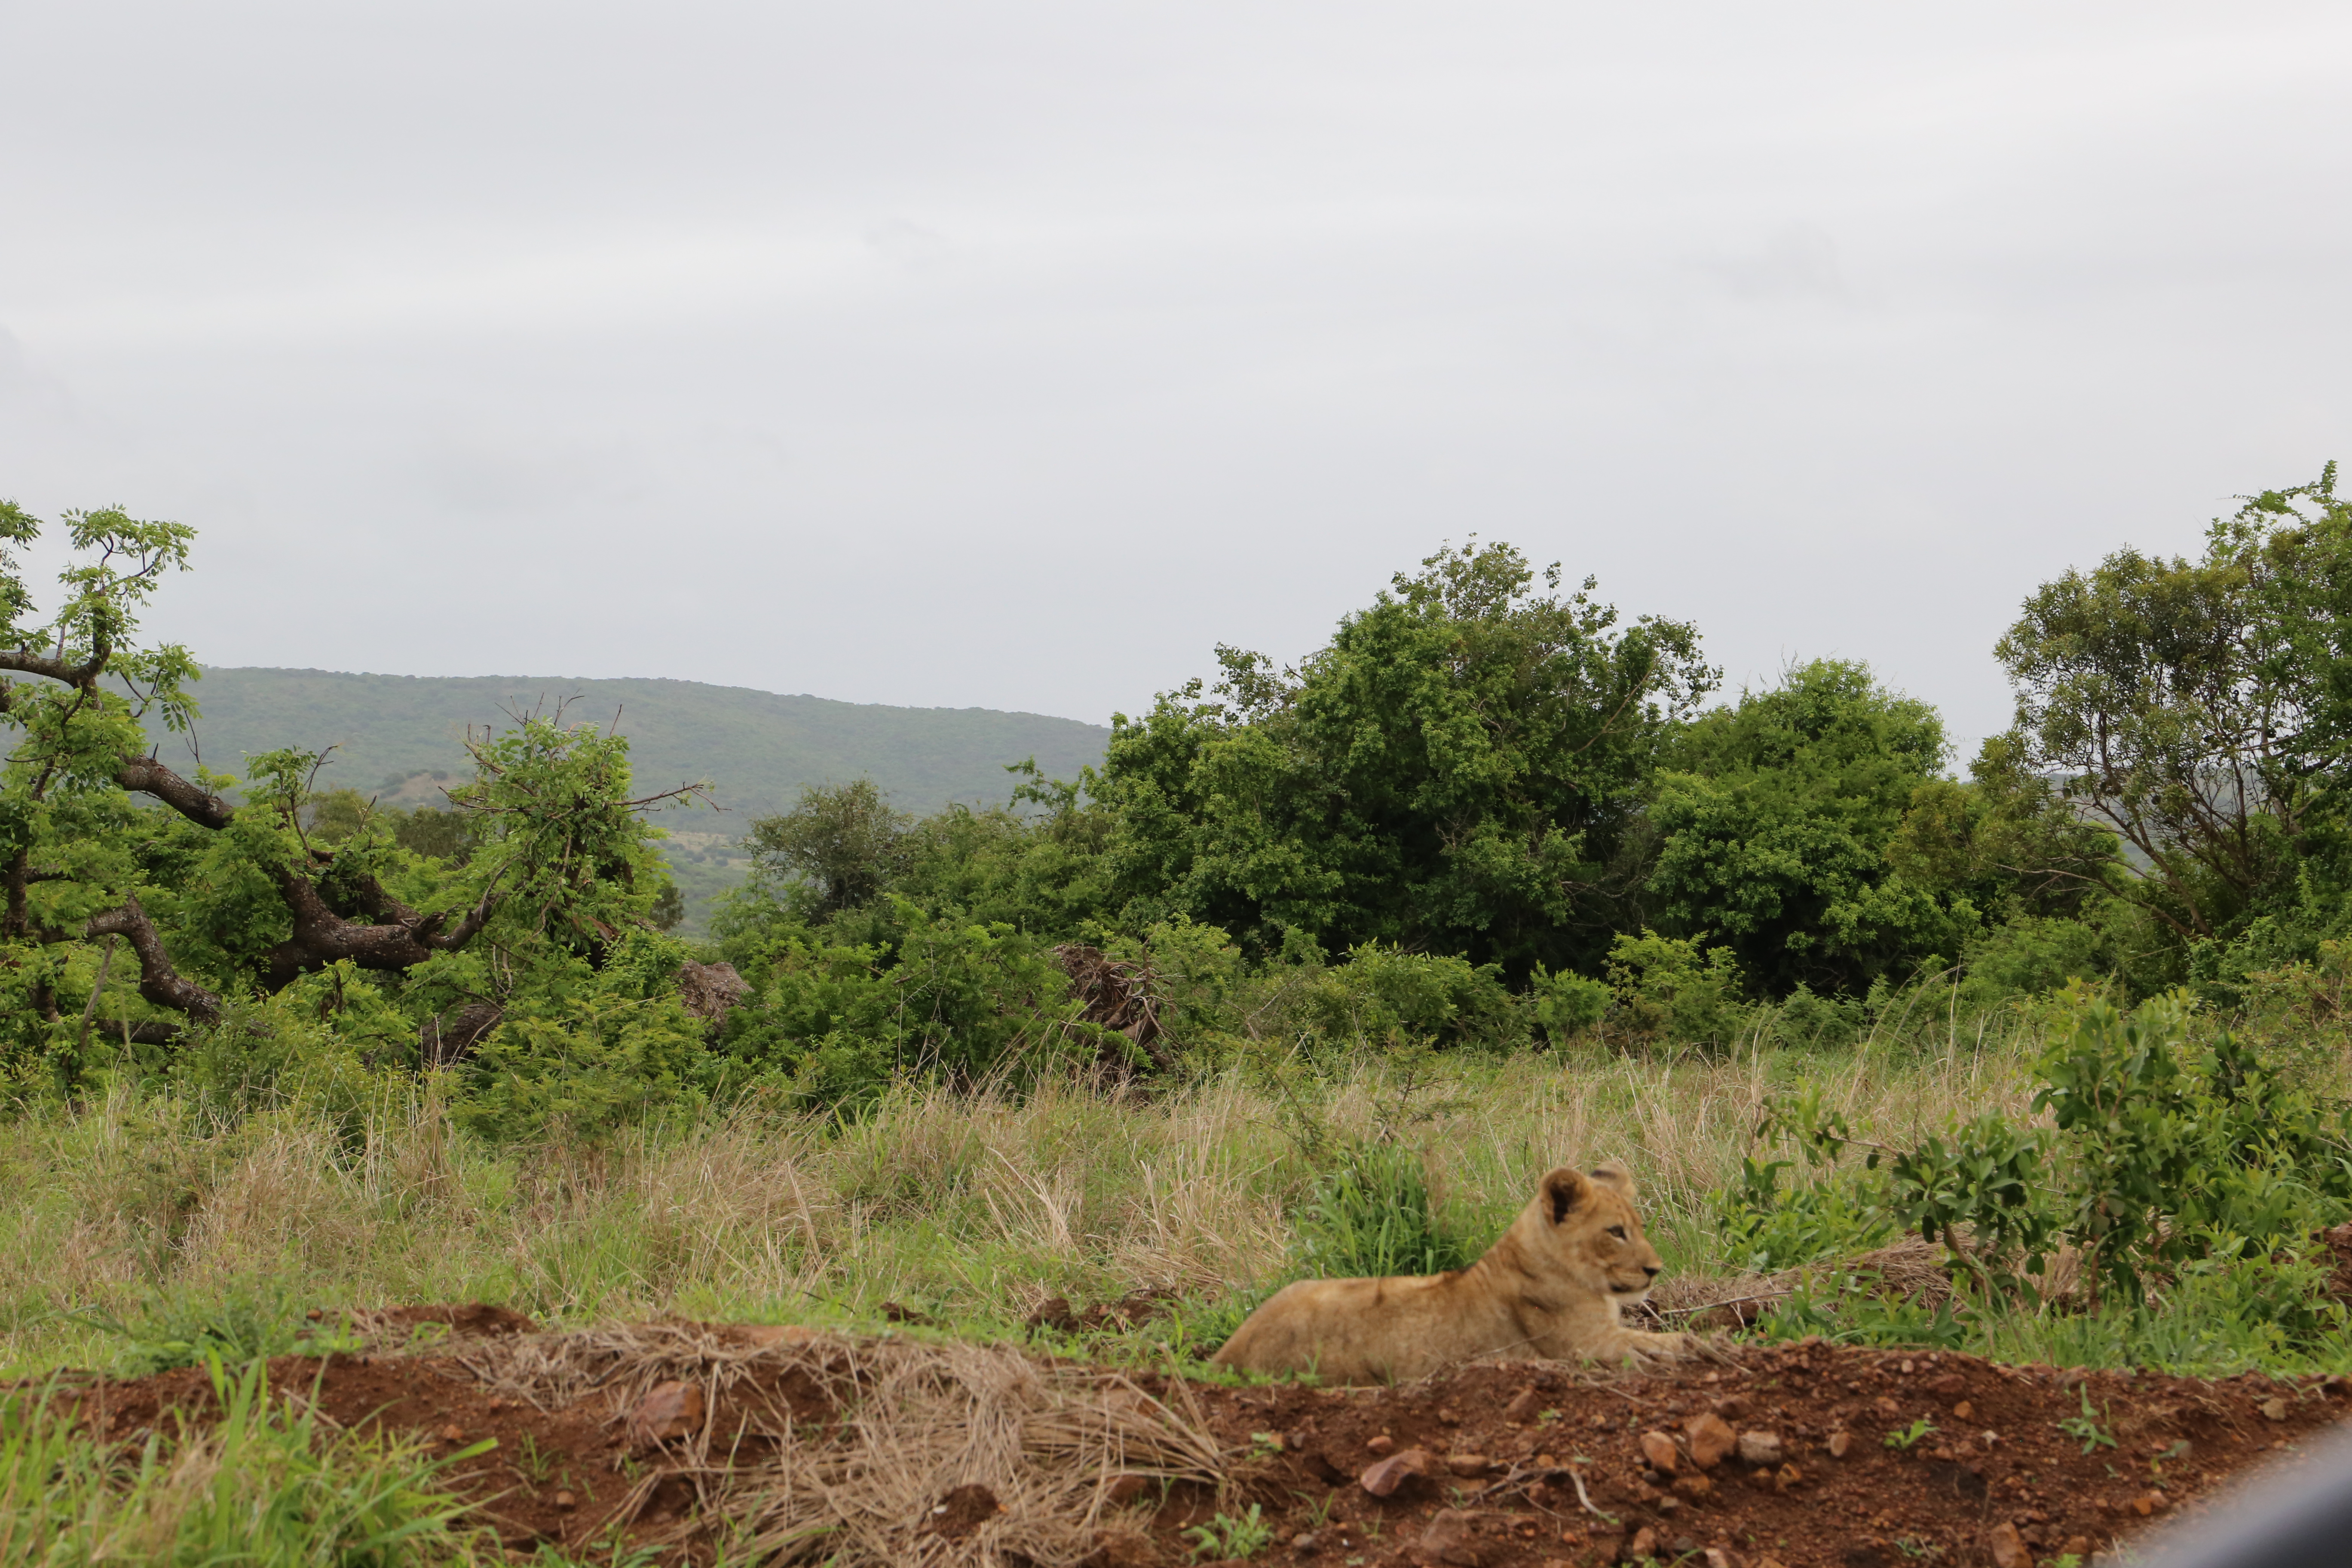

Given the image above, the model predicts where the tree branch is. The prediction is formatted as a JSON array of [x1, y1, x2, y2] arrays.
[[118, 755, 235, 829], [84, 895, 222, 1024]]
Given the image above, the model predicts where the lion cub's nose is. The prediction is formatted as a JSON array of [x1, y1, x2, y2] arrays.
[[1643, 1264, 1661, 1279]]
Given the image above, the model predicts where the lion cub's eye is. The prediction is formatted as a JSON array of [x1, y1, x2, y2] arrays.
[[1605, 1225, 1627, 1240]]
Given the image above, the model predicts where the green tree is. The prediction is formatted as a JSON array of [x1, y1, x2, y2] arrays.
[[1990, 466, 2352, 950], [1645, 659, 1978, 995], [0, 496, 706, 1084], [742, 779, 910, 918], [1094, 540, 1715, 975]]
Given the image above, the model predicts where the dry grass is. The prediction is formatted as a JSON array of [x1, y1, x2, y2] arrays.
[[0, 1035, 2047, 1375], [453, 1323, 1225, 1567]]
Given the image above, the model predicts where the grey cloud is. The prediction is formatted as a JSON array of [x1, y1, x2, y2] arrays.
[[0, 2, 2346, 756]]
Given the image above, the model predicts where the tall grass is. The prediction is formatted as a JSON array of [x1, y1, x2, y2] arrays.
[[0, 1356, 492, 1564], [1, 1022, 2049, 1378]]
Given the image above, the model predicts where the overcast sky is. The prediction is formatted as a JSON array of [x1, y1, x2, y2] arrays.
[[3, 3, 2347, 760]]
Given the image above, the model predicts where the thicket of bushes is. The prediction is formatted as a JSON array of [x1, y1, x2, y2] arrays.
[[8, 471, 2352, 1213]]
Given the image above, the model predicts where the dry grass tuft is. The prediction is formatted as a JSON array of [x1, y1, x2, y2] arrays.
[[453, 1324, 1226, 1566]]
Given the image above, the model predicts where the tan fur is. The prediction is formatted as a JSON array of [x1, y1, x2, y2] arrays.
[[1210, 1161, 1694, 1385]]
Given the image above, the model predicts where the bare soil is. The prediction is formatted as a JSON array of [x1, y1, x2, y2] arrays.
[[42, 1305, 2352, 1568]]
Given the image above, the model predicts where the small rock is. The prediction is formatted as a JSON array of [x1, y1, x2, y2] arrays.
[[1685, 1412, 1736, 1469], [1445, 1452, 1490, 1477], [1775, 1464, 1801, 1491], [1928, 1373, 1966, 1396], [1952, 1400, 1974, 1421], [627, 1381, 705, 1446], [1640, 1430, 1680, 1473], [1874, 1396, 1902, 1417], [1504, 1387, 1543, 1423], [1367, 1434, 1396, 1454], [1025, 1296, 1078, 1332], [1714, 1395, 1752, 1421], [1827, 1430, 1853, 1459], [1656, 1495, 1683, 1514], [2261, 1396, 2290, 1422], [1406, 1509, 1483, 1567], [438, 1424, 465, 1443], [1758, 1559, 1789, 1568], [1360, 1447, 1433, 1498], [2061, 1536, 2090, 1560], [1703, 1551, 1735, 1568], [1672, 1474, 1714, 1498], [1291, 1531, 1321, 1554], [1624, 1527, 1659, 1564], [552, 1489, 576, 1511], [740, 1323, 818, 1348], [1736, 1430, 1783, 1467], [1988, 1521, 2027, 1568], [2133, 1489, 2168, 1516]]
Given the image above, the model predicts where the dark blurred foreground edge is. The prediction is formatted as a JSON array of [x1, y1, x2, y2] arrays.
[[2140, 1421, 2352, 1568]]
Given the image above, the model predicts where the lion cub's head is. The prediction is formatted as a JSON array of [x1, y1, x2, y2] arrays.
[[1526, 1161, 1665, 1306]]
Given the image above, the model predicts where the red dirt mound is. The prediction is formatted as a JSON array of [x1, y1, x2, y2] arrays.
[[42, 1310, 2352, 1567]]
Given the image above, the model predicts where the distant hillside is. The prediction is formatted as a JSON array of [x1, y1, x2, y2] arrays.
[[138, 668, 1111, 931]]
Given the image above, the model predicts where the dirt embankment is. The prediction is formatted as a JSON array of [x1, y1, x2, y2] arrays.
[[43, 1306, 2352, 1568]]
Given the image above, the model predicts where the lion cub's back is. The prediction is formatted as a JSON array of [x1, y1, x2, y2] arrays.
[[1211, 1274, 1452, 1385]]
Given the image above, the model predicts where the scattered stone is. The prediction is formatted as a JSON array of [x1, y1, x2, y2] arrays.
[[1504, 1387, 1544, 1424], [1953, 1401, 1974, 1421], [2132, 1490, 2168, 1516], [626, 1381, 704, 1446], [2062, 1536, 2091, 1560], [1704, 1551, 1736, 1568], [1672, 1474, 1715, 1498], [1928, 1373, 1966, 1397], [1026, 1296, 1078, 1332], [1736, 1430, 1784, 1467], [1714, 1395, 1752, 1421], [1827, 1431, 1853, 1459], [927, 1483, 1001, 1538], [1640, 1431, 1681, 1473], [553, 1489, 576, 1511], [438, 1424, 464, 1443], [1367, 1434, 1396, 1455], [1988, 1521, 2027, 1568], [739, 1323, 817, 1348], [1446, 1452, 1491, 1477], [1624, 1526, 1660, 1564], [1874, 1396, 1902, 1417], [1360, 1447, 1433, 1498], [1407, 1509, 1483, 1567], [2261, 1396, 2290, 1422], [1685, 1412, 1736, 1469], [1775, 1464, 1801, 1492]]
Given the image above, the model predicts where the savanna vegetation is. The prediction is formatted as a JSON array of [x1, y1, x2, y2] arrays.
[[8, 471, 2352, 1558]]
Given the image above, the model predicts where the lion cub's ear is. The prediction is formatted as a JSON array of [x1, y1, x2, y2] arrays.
[[1588, 1161, 1637, 1200], [1539, 1167, 1592, 1226]]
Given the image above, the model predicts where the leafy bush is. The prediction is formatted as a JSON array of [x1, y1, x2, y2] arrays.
[[1529, 965, 1609, 1045], [1767, 991, 2352, 1312], [712, 899, 1102, 1111], [1605, 929, 1752, 1048], [459, 984, 707, 1141]]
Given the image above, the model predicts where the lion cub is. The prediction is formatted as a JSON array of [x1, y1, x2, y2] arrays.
[[1211, 1161, 1692, 1384]]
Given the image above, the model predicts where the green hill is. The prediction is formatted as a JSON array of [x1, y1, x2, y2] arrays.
[[138, 668, 1111, 931]]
